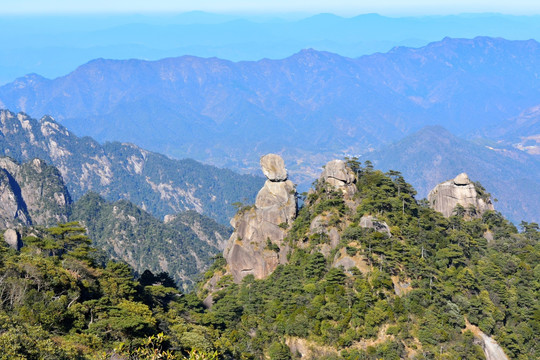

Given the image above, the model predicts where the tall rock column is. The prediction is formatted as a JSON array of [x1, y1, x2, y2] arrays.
[[224, 154, 297, 283]]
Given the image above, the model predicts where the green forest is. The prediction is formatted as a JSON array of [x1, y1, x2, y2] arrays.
[[0, 162, 538, 359]]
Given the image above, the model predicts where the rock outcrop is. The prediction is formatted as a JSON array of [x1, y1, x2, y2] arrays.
[[0, 157, 71, 227], [320, 160, 356, 198], [224, 154, 297, 283], [0, 167, 30, 228], [4, 228, 22, 251], [428, 173, 494, 218], [465, 320, 509, 360], [359, 215, 391, 237]]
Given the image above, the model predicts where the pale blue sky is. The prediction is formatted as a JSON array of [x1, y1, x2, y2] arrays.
[[2, 0, 540, 15]]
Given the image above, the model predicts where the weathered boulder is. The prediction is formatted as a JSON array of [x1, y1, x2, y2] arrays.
[[453, 172, 470, 185], [320, 160, 356, 198], [260, 153, 287, 181], [428, 173, 494, 218], [359, 215, 391, 237], [4, 228, 22, 251], [224, 154, 297, 282]]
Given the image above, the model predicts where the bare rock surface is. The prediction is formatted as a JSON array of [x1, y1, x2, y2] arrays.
[[4, 228, 22, 250], [453, 172, 470, 185], [320, 160, 356, 198], [224, 154, 297, 282], [465, 320, 509, 360], [0, 157, 71, 227], [260, 153, 287, 181], [359, 215, 391, 237], [0, 168, 31, 228], [428, 173, 494, 218]]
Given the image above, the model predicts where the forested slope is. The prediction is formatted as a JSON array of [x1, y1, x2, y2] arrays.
[[1, 161, 537, 359]]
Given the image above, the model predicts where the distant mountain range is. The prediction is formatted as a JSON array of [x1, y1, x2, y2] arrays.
[[1, 37, 538, 167], [0, 110, 263, 224], [1, 12, 540, 84], [0, 37, 538, 223]]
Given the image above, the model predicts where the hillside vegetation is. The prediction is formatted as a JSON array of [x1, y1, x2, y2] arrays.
[[1, 162, 538, 359], [0, 157, 232, 288]]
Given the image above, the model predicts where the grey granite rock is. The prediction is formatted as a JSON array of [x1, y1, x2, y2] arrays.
[[4, 228, 22, 250], [428, 173, 494, 218], [320, 160, 356, 198], [224, 154, 297, 282], [260, 154, 287, 181]]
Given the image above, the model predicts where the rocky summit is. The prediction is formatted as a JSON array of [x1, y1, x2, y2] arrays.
[[260, 154, 288, 181], [224, 154, 297, 283], [428, 173, 495, 218], [320, 159, 357, 199]]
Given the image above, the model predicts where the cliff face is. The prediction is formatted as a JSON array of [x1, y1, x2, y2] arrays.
[[0, 157, 71, 228], [0, 167, 30, 228], [428, 173, 494, 218], [224, 154, 297, 283]]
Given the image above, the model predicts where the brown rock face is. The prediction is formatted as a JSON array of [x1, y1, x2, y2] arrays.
[[428, 173, 494, 218], [320, 160, 356, 198], [224, 154, 297, 283]]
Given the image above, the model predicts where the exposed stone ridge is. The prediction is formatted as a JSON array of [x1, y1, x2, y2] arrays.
[[224, 154, 297, 283], [428, 173, 494, 218], [0, 109, 264, 225], [320, 160, 356, 198]]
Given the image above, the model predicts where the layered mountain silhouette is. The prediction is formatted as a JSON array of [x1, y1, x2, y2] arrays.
[[0, 37, 538, 173], [2, 12, 540, 83], [0, 37, 538, 222]]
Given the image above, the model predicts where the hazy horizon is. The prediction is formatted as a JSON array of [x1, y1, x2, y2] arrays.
[[2, 0, 540, 16]]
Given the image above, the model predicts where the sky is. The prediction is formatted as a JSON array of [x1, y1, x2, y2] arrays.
[[2, 0, 540, 16]]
